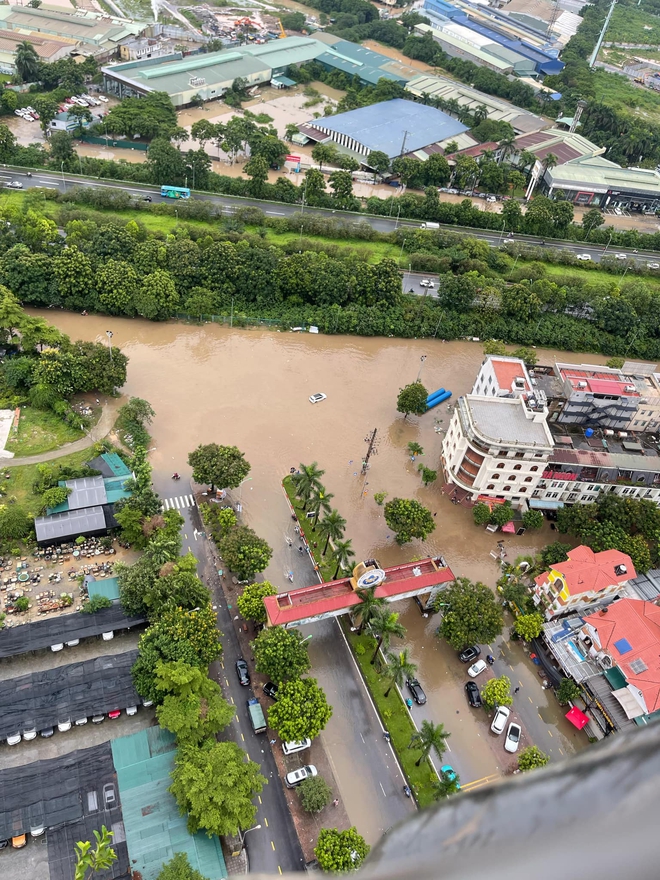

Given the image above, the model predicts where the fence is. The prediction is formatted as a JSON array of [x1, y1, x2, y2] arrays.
[[80, 136, 149, 151], [175, 313, 287, 329]]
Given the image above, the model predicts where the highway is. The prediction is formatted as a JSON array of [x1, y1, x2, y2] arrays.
[[2, 167, 659, 267]]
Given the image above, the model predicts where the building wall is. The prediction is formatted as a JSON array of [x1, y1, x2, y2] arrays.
[[535, 569, 625, 618]]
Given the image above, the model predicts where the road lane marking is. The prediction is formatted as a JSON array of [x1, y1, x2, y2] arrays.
[[241, 732, 245, 742], [271, 841, 275, 851], [559, 748, 564, 755], [360, 732, 365, 744], [264, 817, 269, 827], [278, 867, 282, 875], [461, 774, 499, 791], [528, 696, 533, 703], [379, 783, 386, 796], [538, 713, 543, 720], [258, 796, 262, 804], [548, 730, 553, 737], [188, 546, 192, 552]]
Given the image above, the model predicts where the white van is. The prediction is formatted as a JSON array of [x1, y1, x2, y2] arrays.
[[420, 222, 439, 230], [282, 738, 312, 756]]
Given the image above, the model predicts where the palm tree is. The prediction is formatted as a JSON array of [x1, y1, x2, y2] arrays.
[[15, 41, 39, 83], [383, 649, 417, 698], [308, 487, 334, 527], [408, 720, 450, 767], [293, 461, 325, 510], [498, 133, 516, 165], [369, 609, 406, 664], [332, 539, 355, 579], [354, 586, 387, 634], [542, 152, 558, 172], [432, 773, 461, 799], [318, 509, 346, 555], [474, 104, 488, 124]]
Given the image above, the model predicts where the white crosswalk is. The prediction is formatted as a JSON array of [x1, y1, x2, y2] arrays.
[[162, 494, 196, 511]]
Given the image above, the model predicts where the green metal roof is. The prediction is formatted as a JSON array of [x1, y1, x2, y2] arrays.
[[102, 452, 132, 478], [112, 728, 227, 880], [87, 576, 120, 602], [104, 477, 131, 505], [604, 666, 628, 690]]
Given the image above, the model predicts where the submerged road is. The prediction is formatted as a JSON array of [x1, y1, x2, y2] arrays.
[[2, 168, 658, 266]]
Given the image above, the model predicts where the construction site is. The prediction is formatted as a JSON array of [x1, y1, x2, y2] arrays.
[[188, 5, 288, 43]]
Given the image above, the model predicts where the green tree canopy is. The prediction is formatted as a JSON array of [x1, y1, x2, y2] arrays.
[[156, 853, 210, 880], [436, 577, 504, 649], [408, 719, 450, 766], [74, 826, 117, 880], [155, 661, 234, 744], [314, 827, 370, 873], [218, 526, 272, 580], [188, 443, 251, 491], [514, 612, 545, 642], [396, 382, 428, 418], [169, 740, 265, 837], [384, 497, 435, 544], [298, 775, 332, 813], [252, 626, 311, 683], [267, 677, 332, 742], [556, 678, 580, 706], [517, 745, 550, 771], [480, 675, 512, 710], [236, 581, 277, 624]]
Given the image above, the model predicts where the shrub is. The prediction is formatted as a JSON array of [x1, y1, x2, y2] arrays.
[[298, 775, 332, 813], [81, 594, 112, 614]]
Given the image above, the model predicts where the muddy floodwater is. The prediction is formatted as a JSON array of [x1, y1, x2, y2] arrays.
[[36, 313, 607, 587]]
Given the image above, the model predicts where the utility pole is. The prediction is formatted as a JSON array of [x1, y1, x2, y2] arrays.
[[399, 130, 410, 157], [589, 0, 616, 69], [361, 428, 378, 475]]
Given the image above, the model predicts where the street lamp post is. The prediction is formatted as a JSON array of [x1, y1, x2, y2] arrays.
[[416, 354, 427, 383], [399, 238, 406, 260], [240, 824, 262, 852], [106, 330, 113, 363], [60, 161, 65, 192], [604, 232, 613, 254]]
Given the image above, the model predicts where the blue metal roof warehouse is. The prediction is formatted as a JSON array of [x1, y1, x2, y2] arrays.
[[308, 98, 467, 159]]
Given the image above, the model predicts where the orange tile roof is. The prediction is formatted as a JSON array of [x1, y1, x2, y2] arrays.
[[589, 599, 660, 713], [491, 357, 529, 392], [550, 545, 635, 595]]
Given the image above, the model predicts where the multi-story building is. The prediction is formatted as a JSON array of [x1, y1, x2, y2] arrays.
[[533, 545, 635, 619], [441, 357, 555, 504]]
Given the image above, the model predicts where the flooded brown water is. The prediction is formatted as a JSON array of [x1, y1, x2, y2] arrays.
[[34, 313, 606, 588]]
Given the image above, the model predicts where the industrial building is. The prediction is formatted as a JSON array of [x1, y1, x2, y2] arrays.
[[421, 0, 564, 76], [0, 5, 147, 68], [542, 157, 660, 211], [297, 98, 468, 161], [313, 32, 420, 84], [405, 73, 547, 135]]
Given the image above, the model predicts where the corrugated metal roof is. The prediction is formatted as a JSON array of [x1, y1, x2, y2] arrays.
[[35, 505, 107, 543], [112, 728, 227, 880]]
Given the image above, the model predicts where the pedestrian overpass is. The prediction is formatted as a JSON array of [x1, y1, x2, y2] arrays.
[[263, 557, 455, 628]]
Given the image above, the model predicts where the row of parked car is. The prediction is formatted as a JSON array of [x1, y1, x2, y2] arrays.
[[459, 645, 522, 753], [5, 699, 152, 746]]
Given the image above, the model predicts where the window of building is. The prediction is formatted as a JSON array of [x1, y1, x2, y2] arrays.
[[530, 466, 539, 472], [524, 477, 533, 483], [507, 475, 517, 481], [487, 484, 494, 490], [515, 452, 524, 459], [497, 463, 505, 469], [503, 486, 511, 491], [513, 464, 522, 470], [520, 487, 527, 493], [491, 474, 500, 480]]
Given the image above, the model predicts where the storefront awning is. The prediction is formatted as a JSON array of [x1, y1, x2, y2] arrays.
[[501, 521, 516, 533], [565, 706, 590, 729], [529, 499, 565, 510]]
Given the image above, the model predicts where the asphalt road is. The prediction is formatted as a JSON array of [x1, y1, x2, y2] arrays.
[[3, 167, 659, 266], [155, 482, 305, 874]]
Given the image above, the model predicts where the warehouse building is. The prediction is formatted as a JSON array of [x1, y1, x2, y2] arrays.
[[298, 98, 468, 161], [542, 157, 660, 210], [405, 73, 547, 135], [312, 32, 420, 84], [0, 5, 147, 65]]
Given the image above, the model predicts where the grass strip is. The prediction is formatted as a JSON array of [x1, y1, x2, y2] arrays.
[[6, 408, 84, 457], [282, 475, 336, 583], [342, 622, 437, 808], [6, 449, 95, 514]]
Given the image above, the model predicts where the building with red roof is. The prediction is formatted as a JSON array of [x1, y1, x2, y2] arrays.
[[581, 598, 660, 718], [534, 545, 635, 619]]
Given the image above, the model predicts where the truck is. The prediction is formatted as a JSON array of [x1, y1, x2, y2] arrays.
[[247, 698, 266, 734]]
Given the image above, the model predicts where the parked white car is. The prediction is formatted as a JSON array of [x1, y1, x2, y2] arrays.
[[467, 659, 488, 678], [504, 722, 522, 753], [6, 733, 21, 746], [490, 706, 510, 735], [285, 765, 317, 788], [309, 393, 327, 404], [98, 95, 109, 103], [614, 253, 627, 260]]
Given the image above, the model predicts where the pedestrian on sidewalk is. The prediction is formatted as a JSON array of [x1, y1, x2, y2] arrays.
[[514, 686, 520, 694], [333, 798, 339, 807]]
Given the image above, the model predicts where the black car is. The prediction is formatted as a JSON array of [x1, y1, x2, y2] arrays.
[[459, 645, 481, 664], [235, 659, 250, 687], [40, 727, 54, 738], [465, 681, 482, 708], [263, 681, 278, 700], [142, 195, 152, 202], [0, 839, 8, 850], [406, 678, 427, 705]]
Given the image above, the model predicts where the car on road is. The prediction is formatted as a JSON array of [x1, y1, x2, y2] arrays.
[[504, 722, 522, 753], [490, 705, 510, 735], [91, 714, 105, 724], [486, 195, 496, 203], [142, 195, 152, 202], [419, 279, 435, 288], [235, 658, 250, 686], [309, 393, 327, 404], [615, 253, 627, 260], [406, 678, 427, 705], [126, 705, 137, 716], [465, 681, 482, 708], [5, 181, 22, 189], [263, 681, 278, 700], [648, 262, 660, 270], [12, 834, 26, 849], [108, 710, 121, 720], [459, 645, 481, 663], [576, 253, 591, 261], [285, 765, 317, 788], [103, 783, 116, 809], [57, 719, 72, 732], [467, 659, 488, 678], [98, 95, 109, 103], [51, 643, 64, 652], [6, 732, 21, 746], [22, 727, 37, 741], [440, 764, 460, 789], [0, 839, 8, 849], [40, 727, 54, 738], [74, 716, 88, 726]]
